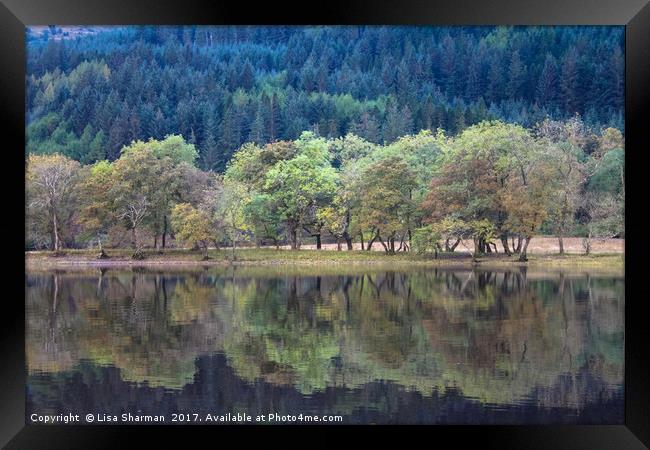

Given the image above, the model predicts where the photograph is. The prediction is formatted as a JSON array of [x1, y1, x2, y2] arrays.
[[22, 24, 627, 426]]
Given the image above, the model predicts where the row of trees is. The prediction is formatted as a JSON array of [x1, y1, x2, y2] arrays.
[[26, 118, 624, 259], [26, 26, 624, 171]]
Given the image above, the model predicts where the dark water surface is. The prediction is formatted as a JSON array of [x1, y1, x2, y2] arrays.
[[26, 265, 624, 424]]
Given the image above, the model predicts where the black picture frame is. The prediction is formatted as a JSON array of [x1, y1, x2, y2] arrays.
[[2, 0, 648, 448]]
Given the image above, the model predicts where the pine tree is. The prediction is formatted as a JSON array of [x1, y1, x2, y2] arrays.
[[465, 56, 481, 101], [219, 105, 242, 170], [561, 47, 580, 114], [267, 92, 282, 141], [420, 95, 435, 130], [486, 54, 504, 104], [239, 60, 255, 90], [382, 103, 413, 143], [453, 104, 466, 134], [440, 35, 456, 97], [86, 130, 106, 163], [248, 100, 267, 144], [507, 50, 526, 99], [25, 25, 624, 166], [401, 105, 414, 137], [350, 111, 380, 143], [128, 106, 142, 142], [536, 53, 558, 109], [151, 108, 166, 140]]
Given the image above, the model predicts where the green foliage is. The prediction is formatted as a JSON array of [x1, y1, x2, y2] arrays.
[[77, 160, 114, 243], [170, 203, 212, 253], [26, 153, 82, 250], [470, 219, 497, 245], [26, 116, 624, 253], [121, 135, 198, 166], [26, 26, 624, 170], [424, 121, 537, 229], [244, 193, 283, 246], [216, 180, 251, 251], [262, 134, 339, 248], [25, 27, 625, 255], [588, 148, 624, 195], [410, 225, 442, 254], [316, 201, 349, 244], [329, 133, 378, 166]]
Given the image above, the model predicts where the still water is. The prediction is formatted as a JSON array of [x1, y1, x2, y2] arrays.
[[26, 265, 624, 424]]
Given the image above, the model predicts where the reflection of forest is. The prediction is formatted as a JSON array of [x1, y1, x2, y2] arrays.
[[26, 267, 624, 410]]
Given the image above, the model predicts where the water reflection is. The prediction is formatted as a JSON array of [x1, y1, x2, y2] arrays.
[[26, 266, 624, 424]]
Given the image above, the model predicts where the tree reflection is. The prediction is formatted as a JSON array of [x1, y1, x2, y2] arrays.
[[26, 267, 624, 409]]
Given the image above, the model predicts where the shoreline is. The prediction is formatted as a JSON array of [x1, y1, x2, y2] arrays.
[[25, 249, 625, 274]]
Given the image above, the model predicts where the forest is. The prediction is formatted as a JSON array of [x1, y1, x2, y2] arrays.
[[26, 26, 624, 172], [26, 118, 624, 260], [25, 26, 625, 260]]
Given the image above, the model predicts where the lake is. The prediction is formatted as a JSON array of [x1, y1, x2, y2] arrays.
[[26, 265, 624, 424]]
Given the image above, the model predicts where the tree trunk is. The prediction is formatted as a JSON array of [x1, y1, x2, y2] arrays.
[[583, 229, 592, 255], [162, 215, 168, 248], [518, 236, 532, 261], [558, 235, 564, 255], [359, 232, 365, 250], [620, 166, 625, 199], [52, 210, 60, 251], [515, 235, 522, 253], [289, 225, 298, 250], [476, 238, 485, 254], [336, 238, 341, 251], [131, 227, 138, 250], [97, 238, 108, 259], [315, 233, 321, 249], [500, 235, 511, 255], [366, 233, 377, 251], [378, 234, 389, 252], [344, 212, 353, 250]]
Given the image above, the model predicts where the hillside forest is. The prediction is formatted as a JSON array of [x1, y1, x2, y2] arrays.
[[25, 26, 625, 259]]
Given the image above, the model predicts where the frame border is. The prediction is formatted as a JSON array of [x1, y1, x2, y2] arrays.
[[2, 0, 648, 448]]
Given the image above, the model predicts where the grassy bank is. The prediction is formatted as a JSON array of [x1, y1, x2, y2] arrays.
[[25, 248, 624, 273]]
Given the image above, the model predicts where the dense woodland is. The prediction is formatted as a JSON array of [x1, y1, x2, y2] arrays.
[[27, 26, 624, 172], [25, 26, 625, 259], [26, 119, 624, 259]]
